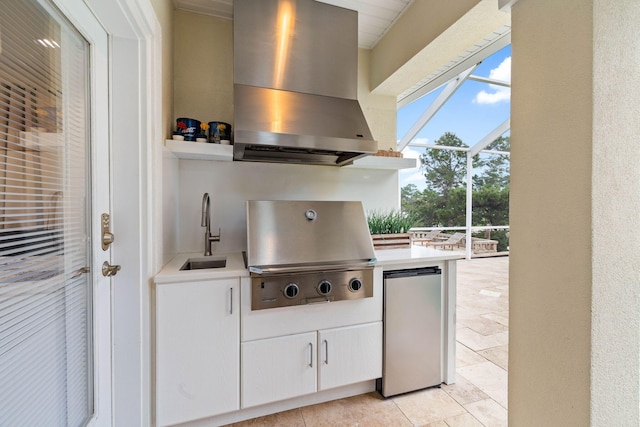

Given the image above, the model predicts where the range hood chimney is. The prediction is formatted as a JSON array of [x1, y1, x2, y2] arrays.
[[233, 0, 378, 166]]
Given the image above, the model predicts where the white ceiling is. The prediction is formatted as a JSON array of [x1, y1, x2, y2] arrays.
[[172, 0, 414, 49]]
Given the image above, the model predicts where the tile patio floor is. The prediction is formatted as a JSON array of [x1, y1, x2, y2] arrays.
[[230, 256, 510, 427]]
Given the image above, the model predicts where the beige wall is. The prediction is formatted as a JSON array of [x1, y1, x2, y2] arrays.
[[149, 0, 178, 263], [510, 0, 640, 424], [370, 0, 509, 96], [509, 0, 593, 423], [371, 0, 479, 93], [591, 0, 640, 423], [173, 10, 234, 130], [150, 0, 174, 139], [357, 49, 397, 150]]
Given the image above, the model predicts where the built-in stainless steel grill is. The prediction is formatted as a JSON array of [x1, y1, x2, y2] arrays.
[[246, 200, 376, 310]]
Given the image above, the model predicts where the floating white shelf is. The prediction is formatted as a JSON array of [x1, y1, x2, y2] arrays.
[[165, 139, 415, 170], [348, 156, 416, 170], [165, 139, 233, 161]]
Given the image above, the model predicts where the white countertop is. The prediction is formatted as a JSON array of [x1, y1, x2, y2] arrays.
[[374, 245, 462, 267], [155, 245, 462, 284], [154, 251, 249, 284]]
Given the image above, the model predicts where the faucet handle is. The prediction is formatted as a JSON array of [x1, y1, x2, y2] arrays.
[[210, 227, 221, 243]]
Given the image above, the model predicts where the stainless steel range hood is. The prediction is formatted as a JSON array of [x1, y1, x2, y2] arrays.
[[233, 0, 378, 166]]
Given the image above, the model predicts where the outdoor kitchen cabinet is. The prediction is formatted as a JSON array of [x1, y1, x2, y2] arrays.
[[156, 279, 240, 426], [241, 332, 318, 408], [241, 321, 382, 408], [317, 322, 382, 390]]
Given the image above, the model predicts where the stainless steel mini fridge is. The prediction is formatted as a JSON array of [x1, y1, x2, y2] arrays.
[[380, 267, 442, 397]]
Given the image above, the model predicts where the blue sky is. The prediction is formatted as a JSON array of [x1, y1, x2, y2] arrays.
[[398, 45, 511, 190]]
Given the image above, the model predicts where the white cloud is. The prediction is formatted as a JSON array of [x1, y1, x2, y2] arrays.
[[489, 56, 511, 82], [403, 171, 425, 183], [402, 146, 422, 161], [401, 146, 422, 174], [399, 146, 426, 189], [474, 56, 511, 105], [476, 89, 511, 104], [411, 137, 429, 146]]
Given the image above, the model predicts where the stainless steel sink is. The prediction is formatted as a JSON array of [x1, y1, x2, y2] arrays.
[[179, 256, 227, 271]]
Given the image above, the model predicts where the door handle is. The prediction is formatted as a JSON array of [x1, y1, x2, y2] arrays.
[[101, 213, 115, 250], [71, 266, 90, 279], [308, 343, 313, 368], [324, 339, 329, 364], [102, 261, 121, 277]]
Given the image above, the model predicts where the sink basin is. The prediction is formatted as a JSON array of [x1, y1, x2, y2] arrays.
[[180, 256, 227, 271]]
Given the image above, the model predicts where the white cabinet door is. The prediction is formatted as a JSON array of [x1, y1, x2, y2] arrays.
[[318, 322, 383, 391], [242, 332, 317, 408], [156, 279, 239, 426]]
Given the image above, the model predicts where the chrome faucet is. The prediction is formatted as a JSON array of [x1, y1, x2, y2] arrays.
[[201, 192, 221, 256]]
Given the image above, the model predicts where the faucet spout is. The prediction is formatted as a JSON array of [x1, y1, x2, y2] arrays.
[[201, 193, 210, 228], [201, 193, 220, 256]]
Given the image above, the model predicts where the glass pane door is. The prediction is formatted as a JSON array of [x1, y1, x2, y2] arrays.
[[0, 0, 94, 424]]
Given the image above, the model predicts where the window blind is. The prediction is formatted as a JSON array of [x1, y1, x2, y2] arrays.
[[0, 0, 93, 425]]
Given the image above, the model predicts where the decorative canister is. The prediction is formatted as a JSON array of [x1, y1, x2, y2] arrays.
[[176, 118, 201, 141], [208, 122, 232, 144], [195, 122, 209, 142]]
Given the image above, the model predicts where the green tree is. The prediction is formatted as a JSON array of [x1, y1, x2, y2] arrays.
[[434, 187, 466, 227], [403, 131, 511, 250], [485, 134, 510, 152], [472, 185, 510, 251], [473, 136, 510, 188], [402, 187, 441, 227], [400, 184, 420, 208], [473, 186, 510, 226], [420, 132, 468, 197]]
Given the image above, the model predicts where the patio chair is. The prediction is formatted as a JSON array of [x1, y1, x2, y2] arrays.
[[411, 229, 442, 245], [425, 232, 466, 250]]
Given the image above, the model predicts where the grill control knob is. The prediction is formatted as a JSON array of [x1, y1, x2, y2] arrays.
[[348, 278, 363, 292], [283, 283, 300, 299], [317, 280, 332, 295]]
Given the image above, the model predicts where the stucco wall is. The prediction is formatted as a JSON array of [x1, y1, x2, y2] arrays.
[[173, 10, 234, 128], [591, 0, 640, 423], [150, 0, 174, 138], [509, 0, 593, 424], [149, 0, 178, 263], [370, 0, 479, 93], [369, 0, 509, 96], [510, 0, 640, 424], [357, 49, 396, 150]]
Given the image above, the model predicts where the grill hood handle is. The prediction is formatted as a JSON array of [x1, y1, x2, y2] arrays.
[[249, 259, 377, 275]]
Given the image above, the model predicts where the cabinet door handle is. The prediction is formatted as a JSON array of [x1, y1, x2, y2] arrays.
[[229, 287, 233, 315], [324, 339, 329, 364], [308, 343, 313, 368]]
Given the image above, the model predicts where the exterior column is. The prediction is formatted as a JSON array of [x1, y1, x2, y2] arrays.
[[510, 0, 640, 425], [590, 0, 640, 424]]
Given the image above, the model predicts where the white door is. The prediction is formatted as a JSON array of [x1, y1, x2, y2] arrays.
[[318, 322, 383, 391], [156, 279, 240, 426], [0, 0, 113, 425], [242, 332, 318, 408]]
